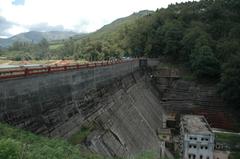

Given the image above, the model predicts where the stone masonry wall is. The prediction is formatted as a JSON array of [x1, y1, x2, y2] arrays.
[[0, 61, 139, 137], [0, 60, 165, 157]]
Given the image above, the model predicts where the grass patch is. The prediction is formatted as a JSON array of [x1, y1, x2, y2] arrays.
[[130, 151, 157, 159], [0, 59, 11, 64], [68, 126, 93, 145], [230, 152, 240, 159], [215, 132, 240, 151], [0, 122, 171, 159], [181, 74, 195, 81], [130, 151, 171, 159], [49, 44, 63, 50], [215, 132, 240, 143], [0, 122, 107, 159]]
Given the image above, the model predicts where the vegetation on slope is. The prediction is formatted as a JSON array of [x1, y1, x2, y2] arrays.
[[229, 152, 240, 159], [0, 123, 106, 159], [215, 132, 240, 151], [68, 124, 94, 145], [215, 132, 240, 159], [0, 123, 161, 159]]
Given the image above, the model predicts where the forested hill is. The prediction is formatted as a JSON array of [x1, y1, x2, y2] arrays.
[[95, 10, 154, 34]]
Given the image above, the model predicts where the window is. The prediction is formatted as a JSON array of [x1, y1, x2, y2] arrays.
[[206, 157, 209, 159], [200, 155, 203, 159], [201, 137, 209, 141], [188, 154, 196, 159], [200, 146, 208, 150], [189, 144, 197, 149]]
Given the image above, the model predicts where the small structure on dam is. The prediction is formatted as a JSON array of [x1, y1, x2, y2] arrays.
[[180, 115, 215, 159]]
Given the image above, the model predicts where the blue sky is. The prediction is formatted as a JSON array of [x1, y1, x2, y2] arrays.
[[0, 0, 196, 38], [12, 0, 25, 5]]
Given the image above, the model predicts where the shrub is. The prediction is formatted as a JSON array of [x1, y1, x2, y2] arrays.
[[190, 45, 220, 79], [0, 138, 22, 159]]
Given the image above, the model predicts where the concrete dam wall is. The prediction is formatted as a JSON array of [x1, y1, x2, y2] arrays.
[[0, 59, 164, 157], [86, 71, 164, 156]]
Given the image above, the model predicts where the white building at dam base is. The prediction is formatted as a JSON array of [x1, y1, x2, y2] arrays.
[[180, 115, 215, 159]]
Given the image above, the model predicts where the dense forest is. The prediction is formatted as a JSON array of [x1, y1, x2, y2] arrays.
[[1, 0, 239, 108]]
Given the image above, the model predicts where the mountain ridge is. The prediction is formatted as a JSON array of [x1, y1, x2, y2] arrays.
[[0, 31, 80, 48], [73, 10, 154, 40]]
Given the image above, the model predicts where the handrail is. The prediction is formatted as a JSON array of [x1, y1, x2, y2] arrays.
[[0, 59, 137, 80]]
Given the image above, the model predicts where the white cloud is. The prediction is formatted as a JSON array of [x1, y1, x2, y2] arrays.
[[0, 0, 194, 37], [5, 25, 28, 35]]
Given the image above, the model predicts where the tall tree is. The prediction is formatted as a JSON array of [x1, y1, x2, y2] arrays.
[[163, 20, 184, 59], [190, 45, 220, 78], [218, 53, 240, 109], [35, 38, 49, 59]]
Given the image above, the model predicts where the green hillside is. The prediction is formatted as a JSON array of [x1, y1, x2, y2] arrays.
[[0, 123, 104, 159], [0, 123, 157, 159], [88, 10, 154, 39], [65, 10, 154, 60]]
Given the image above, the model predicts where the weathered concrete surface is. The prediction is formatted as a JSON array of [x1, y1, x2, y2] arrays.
[[86, 72, 165, 157], [0, 61, 139, 137], [0, 60, 165, 157]]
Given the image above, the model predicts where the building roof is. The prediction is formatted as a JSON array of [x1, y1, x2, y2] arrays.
[[181, 115, 212, 134]]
